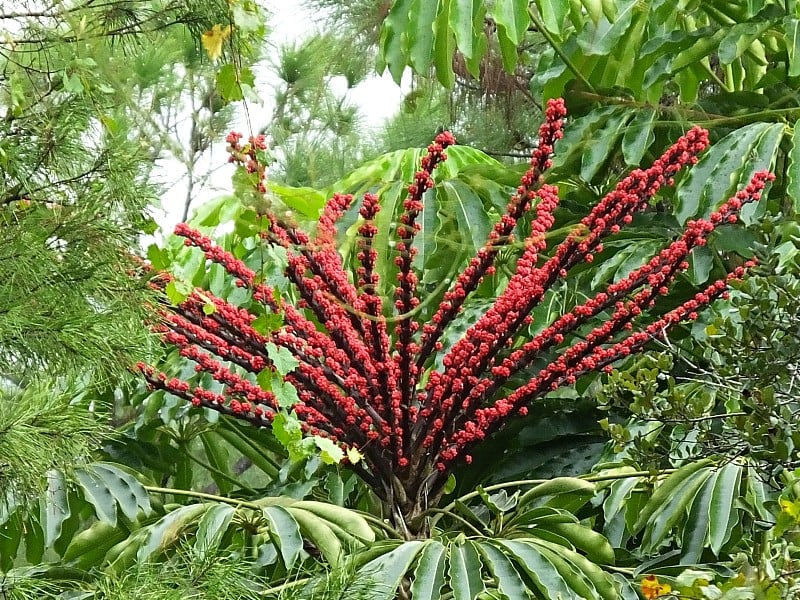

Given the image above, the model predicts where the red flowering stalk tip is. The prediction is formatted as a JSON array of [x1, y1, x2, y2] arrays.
[[141, 115, 773, 533]]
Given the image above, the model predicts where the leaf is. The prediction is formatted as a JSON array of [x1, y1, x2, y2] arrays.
[[785, 17, 800, 77], [290, 508, 343, 566], [137, 504, 208, 562], [450, 540, 486, 600], [622, 108, 656, 166], [314, 436, 345, 465], [581, 108, 631, 182], [451, 0, 478, 60], [42, 472, 70, 550], [708, 463, 743, 555], [492, 0, 531, 45], [262, 505, 303, 569], [788, 125, 800, 213], [407, 0, 441, 73], [195, 503, 235, 554], [265, 342, 300, 375], [500, 539, 575, 599], [718, 18, 776, 65], [685, 245, 714, 286], [410, 541, 447, 599], [643, 468, 713, 552], [201, 24, 233, 61], [216, 64, 255, 102], [536, 0, 569, 35], [359, 541, 426, 600], [434, 0, 456, 87], [379, 0, 413, 82], [74, 463, 151, 526], [269, 183, 326, 219], [577, 0, 637, 56], [674, 122, 777, 224], [476, 542, 531, 599]]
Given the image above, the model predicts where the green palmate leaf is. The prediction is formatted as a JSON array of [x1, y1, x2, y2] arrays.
[[408, 0, 441, 73], [410, 541, 447, 599], [136, 504, 208, 562], [633, 459, 713, 533], [477, 542, 531, 599], [787, 125, 800, 213], [434, 0, 456, 87], [359, 540, 426, 599], [269, 183, 326, 219], [718, 16, 777, 65], [643, 468, 713, 552], [621, 107, 656, 166], [379, 0, 412, 82], [550, 106, 618, 174], [708, 463, 743, 555], [262, 505, 302, 569], [535, 0, 569, 35], [492, 0, 530, 45], [674, 122, 781, 224], [576, 0, 637, 56], [450, 540, 486, 600], [785, 16, 800, 77], [580, 108, 631, 182], [74, 463, 151, 526], [195, 503, 235, 554], [441, 179, 493, 254], [499, 539, 576, 599]]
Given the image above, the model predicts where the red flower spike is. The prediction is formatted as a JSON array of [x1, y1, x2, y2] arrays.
[[143, 110, 772, 527]]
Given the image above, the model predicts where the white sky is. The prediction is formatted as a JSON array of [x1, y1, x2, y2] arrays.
[[154, 0, 405, 232]]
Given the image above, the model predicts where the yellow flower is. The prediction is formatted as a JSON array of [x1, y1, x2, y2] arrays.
[[641, 575, 672, 599], [201, 24, 233, 61]]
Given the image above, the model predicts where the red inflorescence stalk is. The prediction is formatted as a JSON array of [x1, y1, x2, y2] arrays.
[[141, 107, 773, 511]]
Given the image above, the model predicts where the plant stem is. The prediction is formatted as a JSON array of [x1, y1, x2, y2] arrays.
[[144, 485, 260, 510]]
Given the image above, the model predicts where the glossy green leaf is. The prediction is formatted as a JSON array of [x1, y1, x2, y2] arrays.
[[290, 508, 343, 566], [580, 108, 631, 182], [434, 0, 456, 87], [674, 122, 772, 224], [408, 0, 441, 73], [410, 540, 447, 599], [269, 183, 326, 219], [680, 468, 716, 564], [709, 463, 743, 555], [621, 108, 656, 166], [718, 18, 776, 64], [75, 463, 151, 526], [785, 16, 800, 77], [577, 0, 637, 56], [42, 472, 70, 550], [451, 0, 479, 60], [262, 505, 303, 569], [685, 245, 714, 286], [500, 540, 576, 599], [477, 542, 531, 599], [789, 126, 800, 213], [536, 0, 570, 35], [450, 540, 486, 600], [379, 0, 412, 82], [643, 468, 712, 551], [359, 540, 425, 600], [195, 503, 235, 554], [136, 504, 208, 562], [492, 0, 530, 45]]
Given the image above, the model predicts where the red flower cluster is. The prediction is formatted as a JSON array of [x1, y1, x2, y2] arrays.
[[141, 100, 773, 513]]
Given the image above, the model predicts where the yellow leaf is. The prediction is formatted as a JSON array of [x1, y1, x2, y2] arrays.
[[346, 447, 364, 464], [201, 24, 233, 61]]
